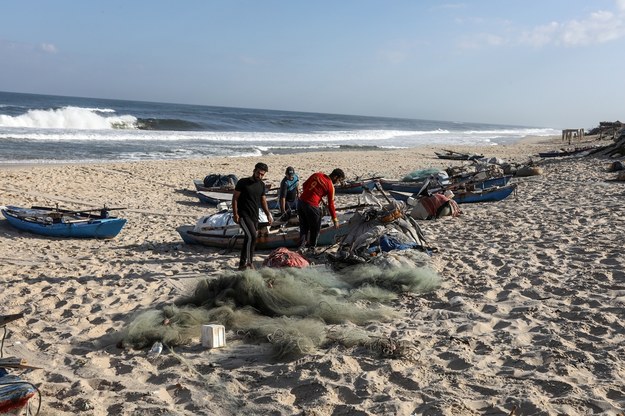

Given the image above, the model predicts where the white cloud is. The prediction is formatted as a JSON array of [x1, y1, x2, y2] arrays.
[[40, 43, 58, 54], [461, 0, 625, 49], [524, 9, 625, 46]]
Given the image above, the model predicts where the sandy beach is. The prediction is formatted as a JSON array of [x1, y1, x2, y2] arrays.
[[1, 135, 624, 415]]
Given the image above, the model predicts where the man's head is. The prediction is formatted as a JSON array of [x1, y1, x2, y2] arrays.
[[253, 162, 268, 181], [329, 168, 345, 184], [285, 166, 295, 179]]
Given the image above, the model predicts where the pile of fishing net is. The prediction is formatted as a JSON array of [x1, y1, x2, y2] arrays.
[[118, 252, 440, 358]]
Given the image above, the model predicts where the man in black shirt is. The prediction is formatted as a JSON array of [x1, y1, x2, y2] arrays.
[[232, 162, 273, 270]]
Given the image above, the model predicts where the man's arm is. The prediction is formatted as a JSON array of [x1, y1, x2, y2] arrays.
[[261, 195, 273, 225], [232, 190, 241, 223], [326, 180, 339, 229]]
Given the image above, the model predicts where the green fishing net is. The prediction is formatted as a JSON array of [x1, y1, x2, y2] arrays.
[[119, 251, 440, 357]]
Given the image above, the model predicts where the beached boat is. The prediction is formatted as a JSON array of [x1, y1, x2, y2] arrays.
[[384, 175, 511, 195], [435, 150, 484, 160], [196, 191, 279, 209], [177, 211, 354, 250], [390, 183, 516, 204], [0, 372, 37, 414], [453, 184, 517, 203], [1, 205, 126, 238], [194, 178, 272, 193], [196, 191, 234, 206], [538, 146, 598, 158], [334, 179, 379, 194]]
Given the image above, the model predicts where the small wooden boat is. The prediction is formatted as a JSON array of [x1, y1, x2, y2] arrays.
[[334, 178, 379, 194], [538, 146, 597, 158], [1, 205, 126, 238], [390, 183, 516, 204], [452, 184, 517, 204], [177, 211, 353, 250], [381, 180, 428, 193], [193, 179, 236, 193], [194, 179, 272, 193], [0, 372, 37, 414], [384, 175, 510, 195], [196, 191, 234, 206], [435, 149, 484, 160], [196, 191, 279, 208]]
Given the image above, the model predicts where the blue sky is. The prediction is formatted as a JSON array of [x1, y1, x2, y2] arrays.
[[1, 1, 624, 128]]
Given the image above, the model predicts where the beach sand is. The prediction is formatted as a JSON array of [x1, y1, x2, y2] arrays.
[[1, 135, 624, 415]]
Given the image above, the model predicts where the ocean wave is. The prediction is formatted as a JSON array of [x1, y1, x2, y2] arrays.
[[0, 106, 137, 130]]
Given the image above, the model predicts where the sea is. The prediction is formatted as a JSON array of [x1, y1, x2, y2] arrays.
[[0, 91, 559, 165]]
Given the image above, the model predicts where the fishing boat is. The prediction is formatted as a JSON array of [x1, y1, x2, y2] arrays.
[[193, 178, 272, 193], [0, 371, 37, 414], [384, 174, 511, 194], [452, 184, 516, 203], [1, 205, 126, 238], [196, 191, 279, 208], [334, 178, 379, 194], [196, 191, 235, 206], [538, 145, 598, 158], [435, 149, 484, 160], [379, 171, 450, 192], [0, 313, 38, 414], [177, 211, 354, 250], [193, 174, 238, 192], [390, 183, 517, 204]]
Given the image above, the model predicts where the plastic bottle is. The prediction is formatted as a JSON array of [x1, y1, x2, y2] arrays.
[[147, 341, 163, 359]]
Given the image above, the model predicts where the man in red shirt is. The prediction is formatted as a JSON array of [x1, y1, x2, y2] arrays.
[[297, 168, 345, 251]]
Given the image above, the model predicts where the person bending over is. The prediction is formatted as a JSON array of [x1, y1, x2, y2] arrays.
[[232, 162, 273, 270], [297, 168, 345, 251]]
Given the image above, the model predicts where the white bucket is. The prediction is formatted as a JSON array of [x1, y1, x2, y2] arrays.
[[201, 324, 226, 348]]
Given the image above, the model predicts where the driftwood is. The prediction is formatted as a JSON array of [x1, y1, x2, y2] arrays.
[[591, 130, 625, 157]]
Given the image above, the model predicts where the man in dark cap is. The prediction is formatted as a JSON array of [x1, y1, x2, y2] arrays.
[[297, 168, 345, 252], [232, 162, 273, 270], [278, 166, 299, 220]]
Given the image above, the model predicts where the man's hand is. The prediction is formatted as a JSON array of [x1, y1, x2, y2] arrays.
[[266, 213, 273, 225], [233, 213, 240, 224], [333, 218, 340, 229]]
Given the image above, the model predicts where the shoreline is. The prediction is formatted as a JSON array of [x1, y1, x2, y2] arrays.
[[1, 134, 623, 415], [0, 134, 569, 170]]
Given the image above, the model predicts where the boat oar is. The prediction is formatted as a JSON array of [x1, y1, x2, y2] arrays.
[[68, 207, 127, 215], [374, 181, 394, 204]]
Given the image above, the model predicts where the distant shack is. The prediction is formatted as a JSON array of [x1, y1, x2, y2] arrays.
[[561, 128, 584, 145]]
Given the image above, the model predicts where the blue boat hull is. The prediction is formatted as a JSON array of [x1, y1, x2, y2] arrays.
[[390, 184, 516, 204], [0, 374, 37, 413], [2, 207, 126, 238], [453, 184, 516, 204], [384, 175, 511, 194]]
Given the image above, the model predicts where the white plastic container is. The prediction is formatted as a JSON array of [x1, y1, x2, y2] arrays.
[[201, 324, 226, 348]]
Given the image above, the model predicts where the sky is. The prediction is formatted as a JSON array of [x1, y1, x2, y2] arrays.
[[1, 1, 625, 129]]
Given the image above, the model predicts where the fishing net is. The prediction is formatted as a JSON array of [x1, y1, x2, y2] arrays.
[[401, 168, 441, 182], [119, 257, 440, 358]]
